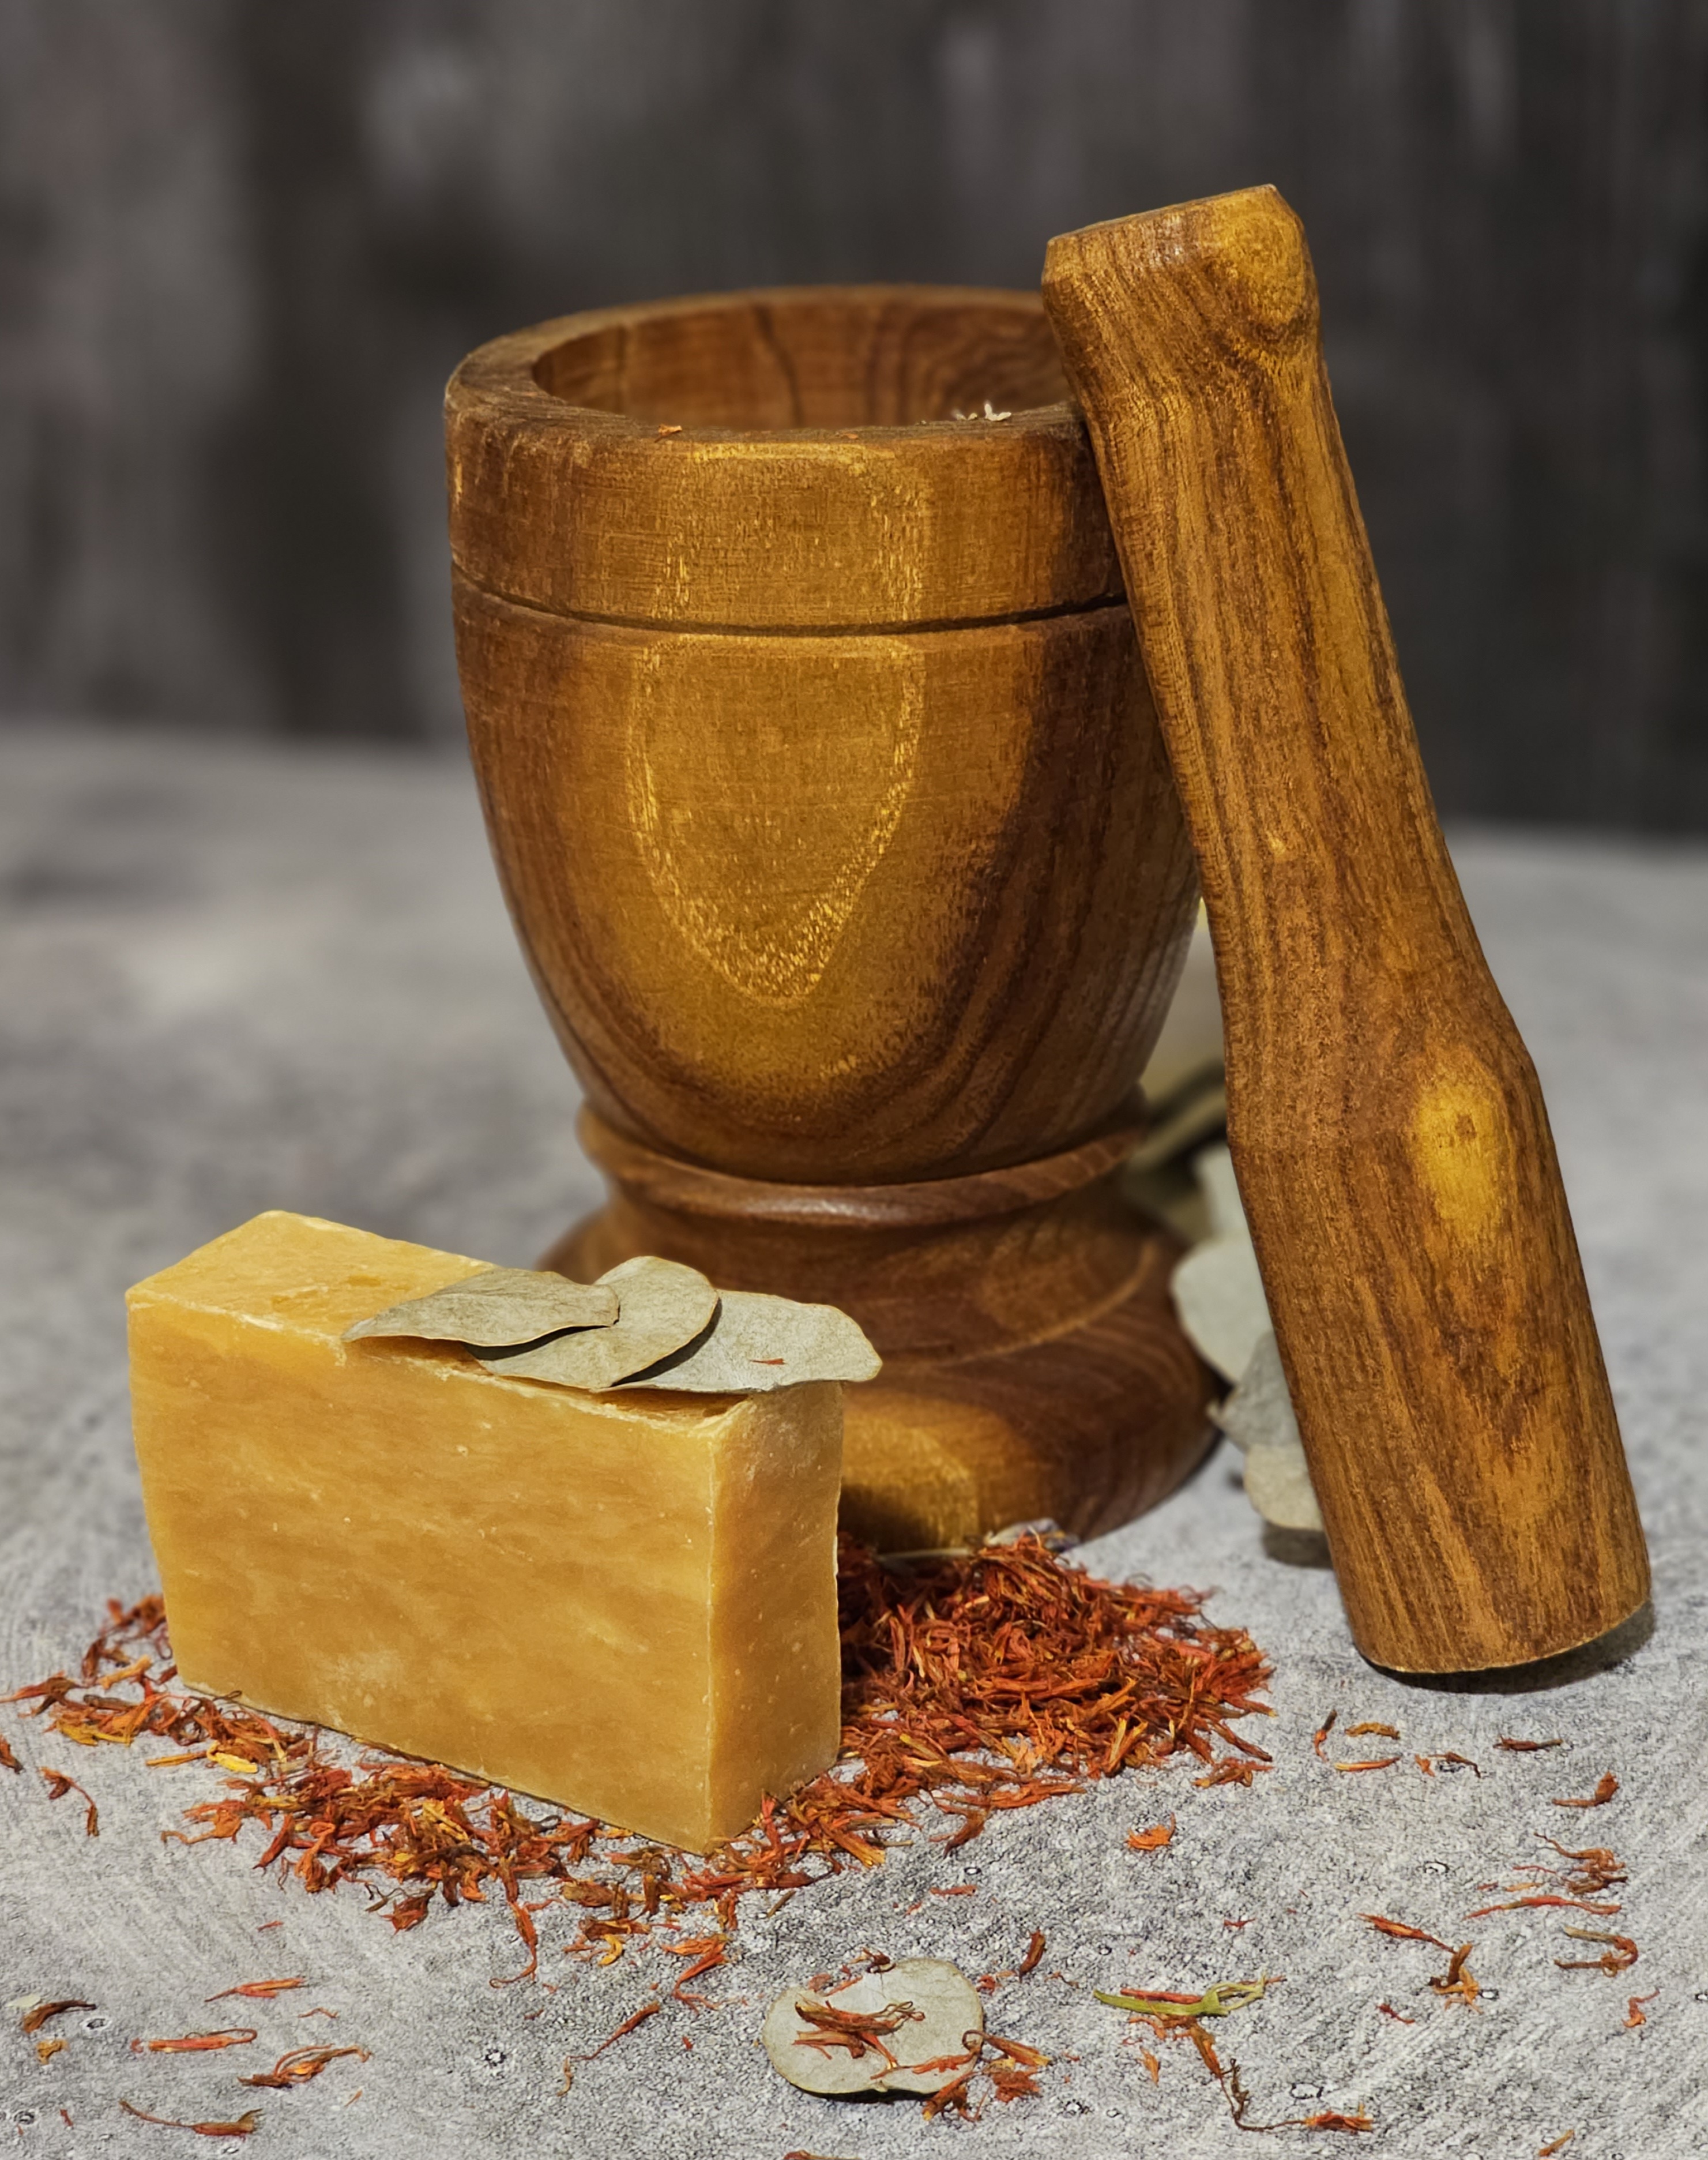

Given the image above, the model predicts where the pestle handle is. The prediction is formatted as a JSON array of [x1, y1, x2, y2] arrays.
[[1043, 187, 1649, 1672]]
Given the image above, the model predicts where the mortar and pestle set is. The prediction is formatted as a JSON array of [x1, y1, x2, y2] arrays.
[[446, 187, 1649, 1680]]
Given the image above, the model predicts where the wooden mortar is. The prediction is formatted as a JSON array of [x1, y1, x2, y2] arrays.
[[445, 285, 1214, 1549]]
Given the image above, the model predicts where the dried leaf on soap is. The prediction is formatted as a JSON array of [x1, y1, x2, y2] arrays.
[[618, 1289, 880, 1393], [475, 1257, 717, 1389], [344, 1267, 616, 1347]]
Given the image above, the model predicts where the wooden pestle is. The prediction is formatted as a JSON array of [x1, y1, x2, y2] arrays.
[[1042, 187, 1649, 1672]]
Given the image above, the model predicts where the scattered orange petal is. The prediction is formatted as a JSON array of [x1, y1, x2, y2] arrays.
[[119, 2101, 261, 2138], [1551, 1774, 1617, 1810], [205, 1979, 304, 2003], [20, 2001, 94, 2036], [132, 2030, 257, 2054], [239, 2044, 368, 2089]]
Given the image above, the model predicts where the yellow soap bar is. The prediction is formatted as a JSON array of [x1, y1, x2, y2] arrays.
[[126, 1211, 843, 1851]]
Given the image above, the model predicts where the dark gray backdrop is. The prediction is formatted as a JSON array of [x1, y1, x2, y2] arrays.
[[5, 1, 1708, 828]]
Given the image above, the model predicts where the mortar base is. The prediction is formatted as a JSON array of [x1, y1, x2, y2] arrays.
[[542, 1107, 1217, 1552]]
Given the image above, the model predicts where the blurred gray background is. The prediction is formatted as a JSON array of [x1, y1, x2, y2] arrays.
[[5, 0, 1708, 827]]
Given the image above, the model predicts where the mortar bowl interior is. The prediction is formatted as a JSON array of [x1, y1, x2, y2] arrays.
[[529, 286, 1074, 434]]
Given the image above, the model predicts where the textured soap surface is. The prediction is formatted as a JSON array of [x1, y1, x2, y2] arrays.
[[126, 1211, 844, 1851]]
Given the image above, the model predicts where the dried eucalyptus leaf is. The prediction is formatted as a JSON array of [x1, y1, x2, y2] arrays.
[[761, 1958, 984, 2098], [1194, 1142, 1247, 1241], [1244, 1441, 1325, 1532], [618, 1290, 880, 1392], [1171, 1231, 1270, 1383], [1213, 1329, 1297, 1456], [343, 1267, 617, 1348], [475, 1256, 718, 1389], [1212, 1331, 1323, 1531], [350, 1251, 876, 1399]]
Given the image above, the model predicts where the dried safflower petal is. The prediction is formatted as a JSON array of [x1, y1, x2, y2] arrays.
[[5, 1538, 1270, 1986], [119, 2101, 260, 2137], [20, 2000, 93, 2036], [1551, 1774, 1619, 1810]]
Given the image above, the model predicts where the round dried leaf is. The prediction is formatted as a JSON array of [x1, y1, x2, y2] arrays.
[[344, 1267, 618, 1347], [618, 1289, 880, 1392], [1213, 1328, 1298, 1456], [476, 1257, 717, 1389], [1243, 1441, 1324, 1532], [1171, 1231, 1270, 1382], [761, 1958, 984, 2098]]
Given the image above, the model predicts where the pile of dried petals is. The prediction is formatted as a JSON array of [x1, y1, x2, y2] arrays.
[[2, 1536, 1271, 1982]]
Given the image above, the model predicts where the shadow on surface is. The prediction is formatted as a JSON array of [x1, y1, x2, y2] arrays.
[[1261, 1524, 1334, 1570], [1376, 1601, 1656, 1695]]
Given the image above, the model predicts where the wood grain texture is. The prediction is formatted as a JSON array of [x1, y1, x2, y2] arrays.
[[447, 287, 1122, 632], [544, 1108, 1214, 1553], [1043, 188, 1650, 1673], [449, 288, 1198, 1182], [456, 584, 1193, 1181], [448, 283, 1209, 1543]]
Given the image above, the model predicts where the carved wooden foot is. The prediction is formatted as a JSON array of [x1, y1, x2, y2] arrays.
[[543, 1107, 1216, 1552]]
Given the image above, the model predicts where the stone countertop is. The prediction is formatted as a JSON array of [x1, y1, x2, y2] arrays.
[[2, 722, 1705, 2159]]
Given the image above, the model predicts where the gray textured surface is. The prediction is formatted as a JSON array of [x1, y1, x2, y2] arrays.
[[2, 722, 1706, 2158]]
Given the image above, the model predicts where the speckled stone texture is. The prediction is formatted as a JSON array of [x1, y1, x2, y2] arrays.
[[3, 723, 1705, 2159]]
